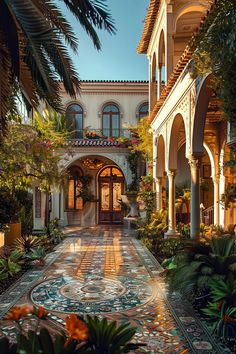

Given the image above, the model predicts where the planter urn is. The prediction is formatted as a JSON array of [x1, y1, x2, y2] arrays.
[[121, 194, 139, 218]]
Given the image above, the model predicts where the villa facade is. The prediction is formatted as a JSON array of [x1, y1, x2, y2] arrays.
[[33, 80, 148, 230], [138, 0, 236, 238]]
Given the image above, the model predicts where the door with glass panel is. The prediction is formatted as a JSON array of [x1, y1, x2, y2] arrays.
[[98, 166, 124, 223]]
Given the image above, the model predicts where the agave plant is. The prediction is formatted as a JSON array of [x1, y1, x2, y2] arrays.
[[0, 0, 115, 135], [14, 235, 42, 255], [25, 246, 46, 266]]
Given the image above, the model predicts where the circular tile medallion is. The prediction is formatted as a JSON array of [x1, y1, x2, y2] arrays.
[[30, 276, 152, 314]]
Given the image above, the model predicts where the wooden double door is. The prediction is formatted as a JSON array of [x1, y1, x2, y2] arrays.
[[98, 167, 124, 224]]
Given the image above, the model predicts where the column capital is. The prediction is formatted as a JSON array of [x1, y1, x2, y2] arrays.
[[212, 175, 220, 184], [166, 169, 176, 178], [188, 155, 202, 169]]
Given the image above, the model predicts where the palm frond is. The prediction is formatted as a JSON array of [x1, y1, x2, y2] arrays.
[[31, 0, 78, 52], [63, 0, 116, 50]]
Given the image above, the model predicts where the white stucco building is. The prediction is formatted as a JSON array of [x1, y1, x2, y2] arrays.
[[33, 80, 148, 229], [138, 0, 236, 238]]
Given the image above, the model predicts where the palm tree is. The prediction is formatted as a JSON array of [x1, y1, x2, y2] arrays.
[[0, 0, 115, 135]]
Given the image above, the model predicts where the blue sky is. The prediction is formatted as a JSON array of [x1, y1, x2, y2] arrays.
[[67, 0, 149, 81]]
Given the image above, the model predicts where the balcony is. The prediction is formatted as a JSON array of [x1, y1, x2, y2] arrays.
[[68, 129, 132, 140], [67, 129, 134, 148]]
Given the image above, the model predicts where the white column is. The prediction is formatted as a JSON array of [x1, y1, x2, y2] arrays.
[[157, 64, 162, 99], [155, 177, 163, 210], [212, 175, 220, 225], [165, 170, 178, 237], [189, 156, 201, 240]]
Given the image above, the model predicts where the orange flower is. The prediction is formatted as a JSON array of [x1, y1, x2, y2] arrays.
[[223, 315, 236, 324], [4, 305, 32, 321], [34, 306, 48, 319], [64, 314, 88, 347]]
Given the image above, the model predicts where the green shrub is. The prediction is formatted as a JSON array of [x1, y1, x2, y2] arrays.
[[168, 236, 236, 299]]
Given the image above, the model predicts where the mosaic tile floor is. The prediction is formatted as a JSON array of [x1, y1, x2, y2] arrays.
[[0, 227, 228, 353]]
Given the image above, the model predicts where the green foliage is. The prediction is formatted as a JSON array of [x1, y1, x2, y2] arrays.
[[168, 236, 236, 299], [126, 151, 141, 192], [25, 246, 46, 263], [176, 223, 190, 239], [0, 315, 141, 354], [45, 218, 65, 244], [207, 277, 236, 307], [14, 235, 42, 255], [0, 124, 66, 194], [137, 209, 168, 257], [202, 302, 236, 341], [0, 189, 21, 224], [16, 190, 33, 236], [129, 117, 153, 162], [0, 0, 115, 133], [0, 255, 21, 280], [34, 109, 69, 146], [193, 0, 236, 122], [158, 238, 185, 261], [138, 176, 155, 223], [82, 316, 142, 353]]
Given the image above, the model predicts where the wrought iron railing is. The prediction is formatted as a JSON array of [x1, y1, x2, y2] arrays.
[[202, 206, 214, 226], [68, 129, 132, 140]]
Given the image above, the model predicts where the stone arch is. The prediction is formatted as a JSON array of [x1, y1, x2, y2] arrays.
[[203, 142, 215, 178], [62, 152, 128, 184], [156, 134, 166, 177], [192, 75, 212, 155], [158, 30, 166, 88], [168, 113, 187, 170], [158, 30, 165, 67], [174, 4, 207, 32]]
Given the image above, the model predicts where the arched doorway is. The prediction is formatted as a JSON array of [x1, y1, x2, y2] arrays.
[[98, 166, 125, 224]]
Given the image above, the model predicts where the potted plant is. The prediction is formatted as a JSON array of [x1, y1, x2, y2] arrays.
[[0, 189, 22, 246]]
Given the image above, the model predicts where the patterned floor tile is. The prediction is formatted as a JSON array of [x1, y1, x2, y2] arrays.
[[0, 227, 228, 353]]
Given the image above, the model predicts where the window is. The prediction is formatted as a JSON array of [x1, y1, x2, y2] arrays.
[[67, 167, 83, 210], [102, 104, 120, 137], [66, 104, 83, 139], [138, 102, 149, 120]]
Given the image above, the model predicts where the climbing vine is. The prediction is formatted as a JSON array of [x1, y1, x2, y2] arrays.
[[192, 0, 236, 122]]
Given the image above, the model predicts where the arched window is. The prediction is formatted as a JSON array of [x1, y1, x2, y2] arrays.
[[102, 104, 120, 138], [66, 104, 83, 139], [138, 102, 149, 119], [67, 166, 83, 210]]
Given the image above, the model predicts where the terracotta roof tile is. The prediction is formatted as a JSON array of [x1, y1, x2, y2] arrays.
[[149, 45, 194, 122], [137, 0, 160, 54], [67, 139, 121, 148]]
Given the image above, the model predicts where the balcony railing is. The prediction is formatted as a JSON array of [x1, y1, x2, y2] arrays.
[[68, 129, 132, 140], [202, 205, 214, 226]]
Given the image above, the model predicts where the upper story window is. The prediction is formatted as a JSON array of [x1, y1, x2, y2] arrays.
[[66, 104, 83, 139], [102, 104, 120, 138], [138, 102, 149, 119]]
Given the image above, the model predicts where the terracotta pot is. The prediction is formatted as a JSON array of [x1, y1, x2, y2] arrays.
[[4, 222, 21, 246]]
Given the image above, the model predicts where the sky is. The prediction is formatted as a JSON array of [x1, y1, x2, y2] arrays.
[[66, 0, 150, 81]]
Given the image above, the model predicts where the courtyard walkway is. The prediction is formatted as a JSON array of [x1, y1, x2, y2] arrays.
[[0, 227, 226, 353]]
